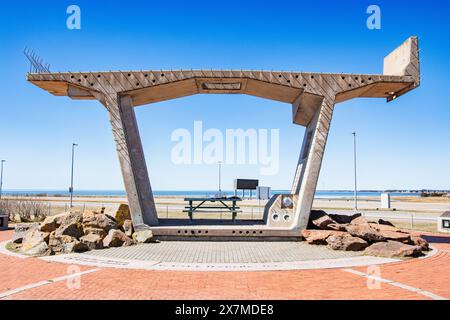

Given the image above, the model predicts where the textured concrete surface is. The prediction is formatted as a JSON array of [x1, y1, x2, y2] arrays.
[[83, 241, 360, 263]]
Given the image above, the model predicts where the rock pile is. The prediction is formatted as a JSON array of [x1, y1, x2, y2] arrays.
[[11, 205, 156, 257], [302, 211, 430, 258]]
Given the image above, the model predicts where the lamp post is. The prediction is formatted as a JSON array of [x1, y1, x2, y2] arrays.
[[0, 160, 5, 199], [69, 143, 78, 208], [352, 132, 358, 211], [218, 161, 223, 196]]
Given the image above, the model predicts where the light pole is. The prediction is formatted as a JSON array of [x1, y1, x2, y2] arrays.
[[218, 161, 223, 196], [0, 160, 5, 199], [69, 143, 78, 208], [352, 132, 358, 211]]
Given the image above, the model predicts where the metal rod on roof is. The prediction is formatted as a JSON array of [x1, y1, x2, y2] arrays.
[[23, 48, 51, 73]]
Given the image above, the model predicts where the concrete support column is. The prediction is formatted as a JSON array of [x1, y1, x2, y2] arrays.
[[293, 96, 335, 230], [291, 120, 315, 195], [109, 95, 158, 228]]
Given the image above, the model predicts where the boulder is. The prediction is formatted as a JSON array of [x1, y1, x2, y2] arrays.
[[369, 223, 401, 233], [83, 227, 107, 239], [103, 229, 134, 247], [12, 223, 39, 244], [62, 240, 89, 254], [326, 234, 369, 251], [410, 236, 430, 251], [329, 213, 361, 224], [345, 224, 386, 242], [39, 215, 61, 233], [20, 229, 50, 255], [311, 214, 337, 230], [82, 210, 96, 223], [327, 223, 348, 231], [301, 230, 346, 245], [115, 204, 131, 227], [59, 211, 83, 226], [22, 241, 51, 256], [350, 216, 370, 225], [123, 219, 134, 237], [132, 230, 154, 243], [364, 241, 422, 258], [378, 230, 411, 242], [83, 213, 118, 233], [55, 222, 84, 239], [80, 233, 104, 250], [48, 232, 75, 254], [378, 219, 396, 227]]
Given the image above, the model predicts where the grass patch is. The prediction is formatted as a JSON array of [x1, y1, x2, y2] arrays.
[[392, 221, 440, 233], [5, 242, 21, 253]]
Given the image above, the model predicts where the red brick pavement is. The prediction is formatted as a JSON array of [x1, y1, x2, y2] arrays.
[[1, 229, 449, 300]]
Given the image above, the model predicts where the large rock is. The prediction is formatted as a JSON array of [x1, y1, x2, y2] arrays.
[[62, 240, 89, 254], [83, 227, 107, 239], [311, 214, 337, 230], [59, 211, 83, 226], [20, 229, 50, 256], [327, 223, 348, 231], [48, 233, 88, 254], [103, 229, 134, 248], [48, 232, 75, 254], [410, 236, 430, 251], [350, 216, 370, 225], [12, 223, 39, 244], [132, 230, 154, 243], [80, 233, 104, 250], [345, 224, 386, 242], [329, 213, 361, 224], [83, 212, 118, 233], [326, 234, 369, 251], [123, 220, 134, 237], [301, 230, 346, 245], [39, 215, 61, 233], [378, 219, 396, 227], [378, 230, 411, 242], [22, 241, 51, 256], [115, 204, 131, 227], [369, 222, 401, 233], [55, 222, 84, 239], [364, 241, 422, 258]]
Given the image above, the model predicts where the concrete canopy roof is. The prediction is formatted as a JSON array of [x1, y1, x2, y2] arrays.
[[28, 69, 415, 105], [28, 37, 419, 127]]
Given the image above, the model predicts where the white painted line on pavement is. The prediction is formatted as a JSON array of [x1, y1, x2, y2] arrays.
[[0, 268, 100, 299], [342, 268, 447, 300]]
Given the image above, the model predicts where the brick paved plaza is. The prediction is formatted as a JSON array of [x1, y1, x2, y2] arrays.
[[1, 229, 449, 300]]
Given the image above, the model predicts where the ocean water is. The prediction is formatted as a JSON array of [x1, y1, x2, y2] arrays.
[[2, 189, 420, 198]]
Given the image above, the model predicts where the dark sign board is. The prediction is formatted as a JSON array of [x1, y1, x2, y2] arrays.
[[234, 179, 259, 190]]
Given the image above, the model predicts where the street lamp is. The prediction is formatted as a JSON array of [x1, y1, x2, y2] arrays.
[[218, 161, 223, 196], [352, 132, 358, 211], [69, 143, 78, 208], [0, 160, 5, 199]]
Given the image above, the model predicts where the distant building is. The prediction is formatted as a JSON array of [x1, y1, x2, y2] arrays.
[[437, 212, 450, 233]]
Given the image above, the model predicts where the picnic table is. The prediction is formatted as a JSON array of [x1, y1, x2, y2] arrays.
[[183, 197, 242, 221]]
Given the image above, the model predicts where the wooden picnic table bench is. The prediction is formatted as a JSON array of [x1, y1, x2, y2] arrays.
[[183, 197, 242, 221]]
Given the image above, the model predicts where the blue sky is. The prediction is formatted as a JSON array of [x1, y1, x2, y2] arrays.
[[0, 0, 449, 191]]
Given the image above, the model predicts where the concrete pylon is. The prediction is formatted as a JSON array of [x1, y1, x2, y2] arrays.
[[292, 96, 335, 230], [110, 95, 158, 229]]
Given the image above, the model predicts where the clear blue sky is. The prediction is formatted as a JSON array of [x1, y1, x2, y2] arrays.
[[0, 0, 449, 191]]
